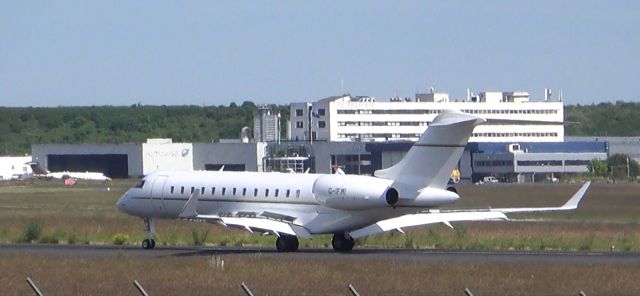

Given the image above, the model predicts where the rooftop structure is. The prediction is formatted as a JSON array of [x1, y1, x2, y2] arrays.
[[253, 105, 281, 142]]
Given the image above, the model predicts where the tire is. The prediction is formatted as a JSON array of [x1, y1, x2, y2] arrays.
[[286, 235, 299, 252], [332, 234, 355, 252], [142, 239, 151, 249], [276, 236, 288, 252], [150, 239, 156, 249], [276, 235, 299, 252]]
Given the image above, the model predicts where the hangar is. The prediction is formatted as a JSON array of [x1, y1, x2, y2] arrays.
[[31, 144, 142, 178], [31, 139, 267, 178]]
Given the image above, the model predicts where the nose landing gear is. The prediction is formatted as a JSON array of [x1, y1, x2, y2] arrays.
[[142, 238, 156, 249], [141, 217, 156, 249]]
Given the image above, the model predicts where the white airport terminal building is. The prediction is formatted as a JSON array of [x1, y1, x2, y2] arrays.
[[289, 90, 564, 143]]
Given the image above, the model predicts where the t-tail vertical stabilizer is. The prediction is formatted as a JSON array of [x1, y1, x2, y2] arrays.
[[374, 110, 485, 191]]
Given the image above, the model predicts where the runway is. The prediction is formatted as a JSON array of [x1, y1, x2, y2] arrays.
[[2, 243, 639, 265]]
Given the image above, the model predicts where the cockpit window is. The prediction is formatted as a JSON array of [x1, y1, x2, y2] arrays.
[[135, 180, 145, 188]]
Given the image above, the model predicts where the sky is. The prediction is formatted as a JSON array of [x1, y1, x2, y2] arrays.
[[1, 1, 638, 107]]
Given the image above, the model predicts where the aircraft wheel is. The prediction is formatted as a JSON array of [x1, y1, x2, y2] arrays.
[[276, 235, 299, 252], [150, 239, 156, 249], [276, 236, 287, 252], [142, 239, 152, 249], [286, 235, 299, 252], [332, 234, 355, 252]]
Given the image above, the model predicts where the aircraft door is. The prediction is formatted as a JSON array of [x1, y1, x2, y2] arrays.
[[150, 175, 168, 215]]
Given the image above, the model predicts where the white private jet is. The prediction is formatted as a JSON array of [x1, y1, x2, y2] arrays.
[[116, 110, 591, 251], [27, 162, 111, 181]]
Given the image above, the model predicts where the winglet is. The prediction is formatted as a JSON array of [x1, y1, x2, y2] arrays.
[[495, 181, 592, 214], [179, 191, 200, 218], [560, 181, 591, 210]]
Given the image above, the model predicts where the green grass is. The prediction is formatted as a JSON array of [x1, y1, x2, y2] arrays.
[[1, 180, 640, 251]]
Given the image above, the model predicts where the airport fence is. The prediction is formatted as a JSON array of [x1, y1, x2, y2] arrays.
[[25, 277, 590, 296]]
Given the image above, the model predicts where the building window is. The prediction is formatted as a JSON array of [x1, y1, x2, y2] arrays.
[[318, 108, 325, 116], [295, 109, 304, 116], [318, 121, 326, 128], [296, 121, 304, 128]]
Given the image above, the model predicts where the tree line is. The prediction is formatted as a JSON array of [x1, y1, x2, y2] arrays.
[[0, 101, 638, 155]]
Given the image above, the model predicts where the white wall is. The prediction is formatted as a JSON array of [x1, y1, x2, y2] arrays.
[[142, 143, 193, 174]]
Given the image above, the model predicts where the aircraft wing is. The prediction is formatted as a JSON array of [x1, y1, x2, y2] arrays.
[[349, 181, 591, 239], [178, 192, 312, 238]]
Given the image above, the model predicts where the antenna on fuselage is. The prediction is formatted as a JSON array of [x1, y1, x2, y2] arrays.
[[218, 165, 225, 172]]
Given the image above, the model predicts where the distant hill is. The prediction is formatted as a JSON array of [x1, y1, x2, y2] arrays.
[[0, 101, 638, 155]]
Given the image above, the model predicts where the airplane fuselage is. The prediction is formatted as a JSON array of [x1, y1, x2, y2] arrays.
[[117, 170, 459, 234], [48, 171, 111, 181]]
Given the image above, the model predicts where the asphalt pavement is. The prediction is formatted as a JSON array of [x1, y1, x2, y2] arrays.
[[1, 243, 639, 265]]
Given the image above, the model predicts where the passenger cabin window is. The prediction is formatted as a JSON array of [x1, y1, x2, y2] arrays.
[[201, 187, 205, 195], [286, 189, 290, 198], [181, 187, 185, 194], [170, 186, 175, 194], [242, 188, 247, 196], [135, 180, 145, 188], [191, 187, 195, 194], [222, 188, 226, 196], [211, 187, 215, 195], [275, 189, 279, 197], [232, 188, 237, 196], [296, 189, 301, 198], [265, 189, 269, 197], [254, 189, 258, 197]]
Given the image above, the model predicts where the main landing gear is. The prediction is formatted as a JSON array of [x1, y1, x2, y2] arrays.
[[332, 233, 355, 252], [275, 234, 299, 252], [141, 217, 156, 249]]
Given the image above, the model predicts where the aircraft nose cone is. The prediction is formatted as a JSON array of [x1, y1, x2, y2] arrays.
[[115, 194, 127, 212]]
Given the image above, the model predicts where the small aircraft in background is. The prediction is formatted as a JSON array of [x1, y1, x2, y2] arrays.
[[116, 110, 590, 251], [27, 161, 111, 181]]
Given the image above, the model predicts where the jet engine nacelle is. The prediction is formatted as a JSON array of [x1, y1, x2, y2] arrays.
[[312, 175, 397, 210], [396, 187, 460, 207]]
